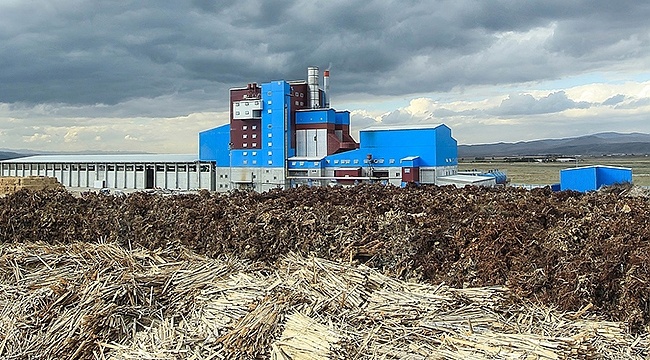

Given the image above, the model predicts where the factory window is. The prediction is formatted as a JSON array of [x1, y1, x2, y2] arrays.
[[252, 160, 257, 165], [200, 165, 210, 172], [267, 133, 272, 138], [79, 165, 87, 171], [219, 174, 223, 178], [236, 111, 240, 116], [16, 164, 23, 170], [243, 134, 248, 139], [267, 91, 272, 96], [252, 174, 256, 178], [252, 142, 257, 147], [266, 170, 270, 173], [245, 101, 249, 106], [243, 125, 248, 130], [116, 165, 124, 171], [166, 165, 175, 171], [126, 165, 134, 171], [268, 142, 272, 147], [268, 160, 273, 165], [353, 159, 359, 164], [243, 143, 248, 147], [224, 174, 228, 178], [295, 101, 299, 105], [245, 111, 250, 115], [273, 176, 277, 180], [334, 160, 339, 164], [267, 109, 272, 114], [243, 160, 248, 165], [295, 92, 299, 96], [89, 165, 96, 171], [267, 124, 272, 129], [300, 102, 304, 106], [95, 165, 102, 171], [156, 165, 164, 171], [268, 151, 273, 156], [252, 152, 257, 156], [300, 93, 304, 97], [252, 134, 257, 139], [299, 162, 305, 166], [243, 151, 248, 156], [267, 100, 272, 105], [397, 172, 401, 176], [252, 125, 257, 130], [389, 159, 395, 164], [253, 110, 261, 117], [235, 103, 240, 107]]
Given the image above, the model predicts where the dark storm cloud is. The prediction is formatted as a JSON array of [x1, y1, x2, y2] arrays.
[[1, 0, 649, 107]]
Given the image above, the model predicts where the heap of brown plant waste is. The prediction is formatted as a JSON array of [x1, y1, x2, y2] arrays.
[[1, 184, 649, 333]]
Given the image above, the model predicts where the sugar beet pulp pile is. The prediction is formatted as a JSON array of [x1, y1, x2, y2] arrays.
[[1, 184, 649, 358]]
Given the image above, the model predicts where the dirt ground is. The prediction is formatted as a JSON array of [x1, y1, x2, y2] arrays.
[[1, 184, 649, 331]]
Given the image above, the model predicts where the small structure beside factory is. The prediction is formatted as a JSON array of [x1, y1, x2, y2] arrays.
[[559, 165, 632, 192]]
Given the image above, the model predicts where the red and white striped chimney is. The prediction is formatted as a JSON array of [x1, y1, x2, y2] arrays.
[[323, 69, 330, 108]]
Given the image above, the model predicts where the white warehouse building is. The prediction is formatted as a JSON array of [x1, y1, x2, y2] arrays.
[[0, 154, 215, 190]]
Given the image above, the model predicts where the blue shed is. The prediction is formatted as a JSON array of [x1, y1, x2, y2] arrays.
[[560, 165, 632, 192]]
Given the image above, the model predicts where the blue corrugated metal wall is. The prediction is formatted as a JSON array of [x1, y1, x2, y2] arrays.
[[198, 124, 230, 165], [325, 125, 456, 167], [560, 166, 632, 192], [596, 166, 632, 188]]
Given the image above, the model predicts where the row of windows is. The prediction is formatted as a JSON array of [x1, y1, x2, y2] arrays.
[[241, 125, 257, 130], [234, 100, 260, 106], [242, 160, 274, 165], [241, 142, 272, 148], [234, 110, 262, 117], [2, 164, 209, 172], [241, 151, 273, 156]]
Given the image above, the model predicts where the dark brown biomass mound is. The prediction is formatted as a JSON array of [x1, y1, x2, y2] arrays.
[[1, 184, 649, 331]]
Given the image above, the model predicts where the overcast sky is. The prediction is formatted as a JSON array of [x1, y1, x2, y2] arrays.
[[1, 0, 650, 153]]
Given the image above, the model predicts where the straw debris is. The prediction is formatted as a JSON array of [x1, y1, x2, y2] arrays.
[[0, 242, 647, 359]]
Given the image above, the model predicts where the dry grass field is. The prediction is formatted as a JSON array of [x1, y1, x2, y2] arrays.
[[460, 156, 650, 186]]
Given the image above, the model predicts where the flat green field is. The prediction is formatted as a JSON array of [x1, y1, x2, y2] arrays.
[[459, 156, 650, 186]]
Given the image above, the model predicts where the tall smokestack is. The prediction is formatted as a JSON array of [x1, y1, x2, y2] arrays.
[[323, 69, 330, 108], [308, 66, 320, 109]]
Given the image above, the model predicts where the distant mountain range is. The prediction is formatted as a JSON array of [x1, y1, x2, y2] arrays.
[[0, 151, 24, 161], [458, 132, 650, 158], [2, 132, 650, 161]]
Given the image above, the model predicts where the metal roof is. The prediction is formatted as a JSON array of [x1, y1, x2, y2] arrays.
[[436, 175, 495, 184], [1, 154, 200, 163], [562, 165, 632, 171], [400, 156, 421, 161], [288, 156, 326, 161], [361, 124, 445, 132]]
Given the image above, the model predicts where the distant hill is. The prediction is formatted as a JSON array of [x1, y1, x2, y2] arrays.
[[0, 151, 25, 161], [459, 132, 650, 158]]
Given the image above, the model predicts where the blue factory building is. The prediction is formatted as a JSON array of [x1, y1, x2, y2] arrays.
[[0, 66, 462, 192], [199, 67, 459, 191], [560, 165, 632, 192]]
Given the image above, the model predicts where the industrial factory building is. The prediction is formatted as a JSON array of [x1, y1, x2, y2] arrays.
[[1, 67, 463, 191]]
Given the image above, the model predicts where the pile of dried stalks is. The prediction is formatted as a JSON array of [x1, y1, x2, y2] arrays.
[[0, 242, 647, 359]]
